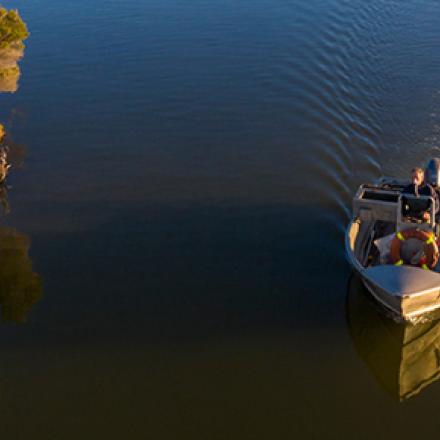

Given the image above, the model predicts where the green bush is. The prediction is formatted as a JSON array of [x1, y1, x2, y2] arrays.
[[0, 8, 28, 50]]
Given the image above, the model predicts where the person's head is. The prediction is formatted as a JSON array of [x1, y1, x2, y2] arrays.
[[411, 167, 424, 185]]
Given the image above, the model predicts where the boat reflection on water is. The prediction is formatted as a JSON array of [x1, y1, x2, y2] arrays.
[[346, 275, 440, 401]]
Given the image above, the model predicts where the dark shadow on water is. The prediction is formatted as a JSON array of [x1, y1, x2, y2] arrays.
[[17, 203, 350, 346], [346, 274, 440, 401]]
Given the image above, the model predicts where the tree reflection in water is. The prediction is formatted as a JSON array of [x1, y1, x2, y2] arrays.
[[0, 142, 41, 323], [0, 139, 42, 323], [0, 226, 42, 323], [346, 274, 440, 401]]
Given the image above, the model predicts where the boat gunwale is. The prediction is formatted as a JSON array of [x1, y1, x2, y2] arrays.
[[345, 217, 440, 320]]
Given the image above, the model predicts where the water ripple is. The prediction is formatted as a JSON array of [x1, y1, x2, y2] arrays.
[[263, 0, 407, 229]]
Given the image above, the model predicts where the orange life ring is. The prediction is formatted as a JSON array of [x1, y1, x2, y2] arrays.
[[389, 228, 439, 269]]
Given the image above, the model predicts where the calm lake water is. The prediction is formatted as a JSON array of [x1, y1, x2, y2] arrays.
[[1, 0, 440, 437]]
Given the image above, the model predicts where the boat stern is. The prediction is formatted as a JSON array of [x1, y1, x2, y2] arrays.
[[362, 265, 440, 319]]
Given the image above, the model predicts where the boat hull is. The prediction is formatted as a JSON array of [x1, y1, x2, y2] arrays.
[[345, 220, 440, 320], [362, 276, 440, 320]]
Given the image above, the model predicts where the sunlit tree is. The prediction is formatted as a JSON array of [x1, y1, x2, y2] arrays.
[[0, 8, 28, 49], [0, 7, 28, 92]]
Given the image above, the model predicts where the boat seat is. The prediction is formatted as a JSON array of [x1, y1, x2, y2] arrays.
[[401, 196, 431, 220]]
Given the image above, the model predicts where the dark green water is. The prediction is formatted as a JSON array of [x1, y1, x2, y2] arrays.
[[1, 0, 440, 438]]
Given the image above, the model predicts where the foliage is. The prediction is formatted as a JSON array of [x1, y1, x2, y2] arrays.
[[0, 65, 18, 78], [0, 8, 28, 50]]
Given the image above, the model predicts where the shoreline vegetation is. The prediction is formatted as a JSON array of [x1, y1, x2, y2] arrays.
[[0, 8, 40, 321], [0, 7, 28, 92], [0, 6, 28, 183]]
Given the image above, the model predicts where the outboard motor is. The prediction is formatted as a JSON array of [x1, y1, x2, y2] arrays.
[[425, 158, 440, 189]]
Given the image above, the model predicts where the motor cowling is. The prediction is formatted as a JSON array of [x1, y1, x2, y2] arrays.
[[425, 158, 440, 188]]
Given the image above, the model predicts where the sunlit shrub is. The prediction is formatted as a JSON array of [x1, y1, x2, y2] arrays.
[[0, 8, 28, 50]]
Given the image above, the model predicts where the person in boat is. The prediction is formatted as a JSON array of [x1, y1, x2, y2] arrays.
[[403, 167, 439, 221]]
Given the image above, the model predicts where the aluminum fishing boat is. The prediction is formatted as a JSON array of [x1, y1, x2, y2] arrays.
[[345, 158, 440, 321]]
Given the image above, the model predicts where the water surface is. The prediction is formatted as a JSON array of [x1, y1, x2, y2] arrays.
[[1, 0, 440, 438]]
